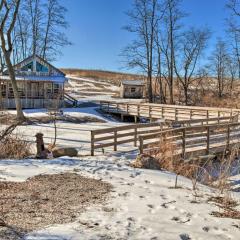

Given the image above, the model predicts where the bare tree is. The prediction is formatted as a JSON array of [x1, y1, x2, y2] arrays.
[[174, 27, 210, 105], [0, 0, 25, 120], [122, 0, 159, 102], [25, 0, 42, 56], [226, 52, 238, 96], [0, 49, 5, 73], [226, 0, 240, 17], [160, 0, 185, 104], [155, 28, 166, 103], [209, 39, 230, 98], [11, 0, 70, 63], [40, 0, 70, 61]]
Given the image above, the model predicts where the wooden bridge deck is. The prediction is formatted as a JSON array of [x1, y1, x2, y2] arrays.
[[100, 101, 240, 122]]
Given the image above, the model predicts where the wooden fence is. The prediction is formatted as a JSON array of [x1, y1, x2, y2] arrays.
[[139, 122, 240, 158], [91, 122, 165, 156], [90, 115, 237, 156], [168, 115, 239, 127], [100, 101, 240, 121]]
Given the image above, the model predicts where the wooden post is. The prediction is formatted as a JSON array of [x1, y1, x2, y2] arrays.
[[226, 125, 230, 150], [206, 110, 209, 125], [149, 105, 151, 118], [121, 114, 124, 122], [175, 109, 178, 121], [161, 106, 163, 118], [126, 104, 129, 115], [91, 131, 94, 156], [182, 129, 186, 159], [206, 126, 210, 154], [139, 136, 143, 154], [137, 105, 140, 117], [218, 111, 220, 124], [190, 109, 193, 120], [35, 133, 47, 159], [134, 116, 137, 123], [134, 126, 137, 147], [117, 103, 119, 113], [114, 130, 117, 151]]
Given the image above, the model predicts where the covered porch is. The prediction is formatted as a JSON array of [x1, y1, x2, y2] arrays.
[[0, 78, 65, 109]]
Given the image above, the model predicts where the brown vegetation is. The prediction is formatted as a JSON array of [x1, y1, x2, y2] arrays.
[[0, 134, 31, 160], [0, 173, 112, 234], [61, 68, 144, 85]]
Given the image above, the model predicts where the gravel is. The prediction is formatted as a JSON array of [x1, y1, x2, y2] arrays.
[[0, 173, 112, 236]]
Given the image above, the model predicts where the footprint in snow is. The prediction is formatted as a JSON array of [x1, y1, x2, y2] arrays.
[[161, 200, 176, 208], [130, 172, 141, 178], [179, 233, 191, 240], [202, 226, 210, 232], [147, 204, 154, 209]]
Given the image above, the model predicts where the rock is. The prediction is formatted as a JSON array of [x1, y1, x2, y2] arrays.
[[131, 154, 161, 170], [52, 147, 78, 158]]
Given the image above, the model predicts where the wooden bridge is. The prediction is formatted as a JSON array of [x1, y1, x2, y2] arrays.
[[139, 122, 240, 159], [90, 101, 240, 158], [100, 101, 240, 122]]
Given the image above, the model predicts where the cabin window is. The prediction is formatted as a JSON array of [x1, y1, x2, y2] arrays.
[[8, 83, 14, 98], [131, 87, 136, 93], [45, 83, 53, 98], [46, 83, 52, 94], [53, 84, 60, 95], [21, 62, 33, 72], [36, 62, 49, 73], [0, 83, 6, 97], [17, 82, 26, 97], [39, 83, 44, 97]]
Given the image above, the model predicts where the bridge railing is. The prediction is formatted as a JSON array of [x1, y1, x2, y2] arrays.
[[139, 122, 240, 159], [90, 115, 238, 156], [100, 101, 240, 121], [90, 122, 165, 156]]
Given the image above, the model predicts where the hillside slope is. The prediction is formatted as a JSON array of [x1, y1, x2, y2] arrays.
[[61, 68, 144, 85]]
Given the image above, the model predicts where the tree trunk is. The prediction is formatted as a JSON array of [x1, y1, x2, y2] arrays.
[[4, 51, 25, 120]]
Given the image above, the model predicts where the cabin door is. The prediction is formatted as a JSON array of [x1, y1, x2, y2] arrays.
[[31, 82, 39, 98]]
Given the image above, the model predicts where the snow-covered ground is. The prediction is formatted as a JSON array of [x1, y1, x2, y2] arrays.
[[4, 107, 127, 155], [65, 75, 144, 103], [1, 93, 240, 239], [0, 154, 240, 240]]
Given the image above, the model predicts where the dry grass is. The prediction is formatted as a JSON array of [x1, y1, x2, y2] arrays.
[[61, 68, 144, 85], [209, 195, 240, 219], [0, 134, 31, 159], [0, 173, 112, 234]]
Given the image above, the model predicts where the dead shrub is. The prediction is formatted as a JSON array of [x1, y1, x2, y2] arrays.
[[0, 134, 31, 159], [133, 133, 214, 189]]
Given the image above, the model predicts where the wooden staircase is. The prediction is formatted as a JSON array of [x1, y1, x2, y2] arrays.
[[64, 93, 78, 107]]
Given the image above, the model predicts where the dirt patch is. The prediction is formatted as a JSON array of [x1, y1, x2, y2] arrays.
[[0, 173, 112, 234], [28, 114, 106, 124], [0, 114, 105, 125]]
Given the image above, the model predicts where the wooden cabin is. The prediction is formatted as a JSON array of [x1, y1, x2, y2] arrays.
[[0, 55, 67, 109], [120, 80, 145, 99]]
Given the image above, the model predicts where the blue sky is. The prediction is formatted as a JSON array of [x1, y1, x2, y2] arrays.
[[55, 0, 229, 72]]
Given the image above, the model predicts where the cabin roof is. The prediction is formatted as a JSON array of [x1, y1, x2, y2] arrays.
[[13, 55, 66, 76], [0, 75, 66, 84], [121, 80, 145, 86]]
